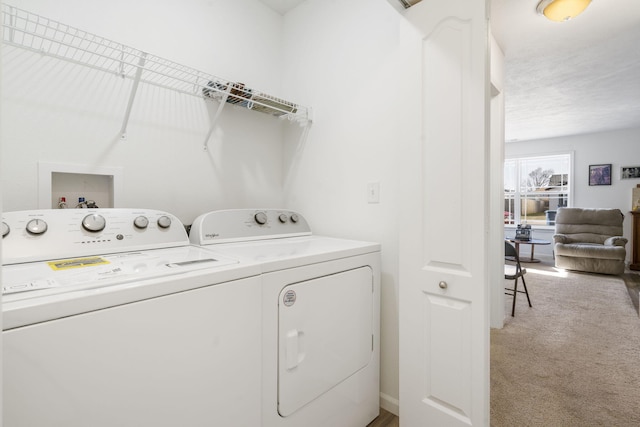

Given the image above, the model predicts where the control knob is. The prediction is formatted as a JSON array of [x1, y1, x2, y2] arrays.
[[26, 219, 48, 235], [82, 214, 106, 232], [290, 213, 299, 223], [254, 212, 268, 225], [278, 214, 288, 223], [2, 221, 10, 238], [134, 216, 149, 229], [157, 215, 172, 229]]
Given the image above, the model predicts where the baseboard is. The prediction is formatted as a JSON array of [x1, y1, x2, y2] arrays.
[[379, 392, 399, 416]]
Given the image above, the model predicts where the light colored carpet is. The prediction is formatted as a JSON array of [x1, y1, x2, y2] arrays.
[[491, 257, 640, 426]]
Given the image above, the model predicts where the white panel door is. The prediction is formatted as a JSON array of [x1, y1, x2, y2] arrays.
[[399, 1, 489, 426]]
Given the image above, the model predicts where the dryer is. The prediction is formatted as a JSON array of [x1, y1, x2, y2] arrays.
[[189, 209, 381, 427], [2, 208, 263, 427]]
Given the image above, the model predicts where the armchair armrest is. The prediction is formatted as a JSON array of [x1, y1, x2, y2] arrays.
[[604, 236, 628, 247], [553, 234, 570, 244]]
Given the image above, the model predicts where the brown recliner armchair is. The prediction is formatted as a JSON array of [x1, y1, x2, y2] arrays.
[[553, 207, 627, 275]]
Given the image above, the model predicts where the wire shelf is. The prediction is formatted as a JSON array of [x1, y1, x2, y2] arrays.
[[1, 4, 311, 125]]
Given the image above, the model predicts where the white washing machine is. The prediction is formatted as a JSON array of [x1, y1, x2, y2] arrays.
[[189, 209, 381, 427], [2, 208, 263, 427]]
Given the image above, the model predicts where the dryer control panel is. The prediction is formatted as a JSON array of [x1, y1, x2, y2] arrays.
[[190, 209, 312, 245], [2, 209, 189, 265]]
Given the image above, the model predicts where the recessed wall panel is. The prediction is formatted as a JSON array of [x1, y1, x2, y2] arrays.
[[421, 19, 472, 271]]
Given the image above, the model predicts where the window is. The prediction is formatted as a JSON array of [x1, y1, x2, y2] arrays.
[[504, 154, 571, 226]]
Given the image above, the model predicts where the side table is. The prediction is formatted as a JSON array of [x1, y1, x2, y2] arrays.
[[506, 238, 551, 263]]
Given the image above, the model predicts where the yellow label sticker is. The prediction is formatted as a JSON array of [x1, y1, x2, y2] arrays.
[[48, 257, 110, 271]]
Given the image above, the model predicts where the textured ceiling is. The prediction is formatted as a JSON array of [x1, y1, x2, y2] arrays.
[[260, 0, 640, 142], [491, 0, 640, 142]]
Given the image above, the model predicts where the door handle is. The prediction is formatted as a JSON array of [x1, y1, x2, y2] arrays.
[[285, 329, 305, 370]]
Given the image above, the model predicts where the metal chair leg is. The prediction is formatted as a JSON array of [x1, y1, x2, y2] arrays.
[[521, 276, 532, 308], [511, 278, 518, 317]]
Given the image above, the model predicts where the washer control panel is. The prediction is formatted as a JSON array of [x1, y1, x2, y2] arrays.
[[2, 209, 188, 265], [190, 209, 311, 245]]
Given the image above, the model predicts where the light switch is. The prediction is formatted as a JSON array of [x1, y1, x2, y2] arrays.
[[367, 182, 380, 204]]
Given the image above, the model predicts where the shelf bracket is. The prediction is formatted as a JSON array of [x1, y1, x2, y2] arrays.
[[119, 52, 147, 139], [203, 85, 233, 151]]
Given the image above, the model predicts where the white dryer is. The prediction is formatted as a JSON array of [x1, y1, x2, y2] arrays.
[[2, 208, 263, 427], [190, 209, 381, 427]]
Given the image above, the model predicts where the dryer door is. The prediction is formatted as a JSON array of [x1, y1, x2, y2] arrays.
[[278, 267, 373, 417]]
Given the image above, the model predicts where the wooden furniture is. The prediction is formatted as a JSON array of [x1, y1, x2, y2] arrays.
[[631, 211, 640, 271], [506, 238, 551, 263]]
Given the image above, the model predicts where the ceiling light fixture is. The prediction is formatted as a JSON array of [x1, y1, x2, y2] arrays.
[[536, 0, 592, 22]]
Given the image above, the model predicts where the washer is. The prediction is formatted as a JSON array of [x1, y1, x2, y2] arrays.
[[189, 209, 381, 427], [2, 208, 263, 427]]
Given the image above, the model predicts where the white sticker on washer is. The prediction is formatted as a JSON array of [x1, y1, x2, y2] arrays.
[[283, 289, 296, 307]]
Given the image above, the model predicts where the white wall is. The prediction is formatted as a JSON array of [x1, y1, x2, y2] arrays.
[[505, 127, 640, 260], [2, 0, 291, 223], [279, 0, 420, 414]]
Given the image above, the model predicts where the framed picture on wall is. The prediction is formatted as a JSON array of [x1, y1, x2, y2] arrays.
[[621, 166, 640, 180], [589, 164, 612, 186]]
